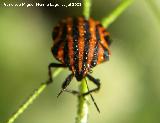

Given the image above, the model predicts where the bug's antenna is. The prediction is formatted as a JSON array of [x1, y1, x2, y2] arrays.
[[84, 78, 100, 113], [57, 90, 64, 98]]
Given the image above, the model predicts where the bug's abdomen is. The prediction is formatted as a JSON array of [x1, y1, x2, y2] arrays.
[[51, 17, 111, 75]]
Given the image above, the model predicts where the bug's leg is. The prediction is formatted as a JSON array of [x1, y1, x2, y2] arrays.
[[47, 63, 66, 84], [63, 89, 80, 96], [57, 74, 81, 97], [57, 74, 73, 97], [85, 78, 100, 113], [82, 74, 101, 96]]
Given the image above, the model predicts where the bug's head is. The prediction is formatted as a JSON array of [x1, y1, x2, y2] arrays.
[[75, 70, 88, 81], [75, 74, 83, 81]]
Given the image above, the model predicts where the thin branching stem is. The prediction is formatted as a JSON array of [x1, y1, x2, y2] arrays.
[[101, 0, 134, 28], [6, 68, 63, 123], [83, 0, 91, 19], [76, 79, 89, 123]]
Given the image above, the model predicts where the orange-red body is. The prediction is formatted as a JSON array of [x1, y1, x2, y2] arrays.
[[52, 17, 111, 81]]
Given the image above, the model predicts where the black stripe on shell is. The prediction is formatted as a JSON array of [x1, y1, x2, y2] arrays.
[[63, 40, 70, 66], [52, 23, 67, 56], [72, 18, 79, 73], [52, 26, 59, 40], [91, 25, 100, 67], [104, 35, 112, 46], [82, 20, 91, 71]]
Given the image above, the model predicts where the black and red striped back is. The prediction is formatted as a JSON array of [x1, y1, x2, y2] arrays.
[[51, 17, 111, 81]]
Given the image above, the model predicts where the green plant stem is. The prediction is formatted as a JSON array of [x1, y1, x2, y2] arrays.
[[83, 0, 91, 19], [6, 68, 63, 123], [101, 0, 134, 28], [76, 79, 89, 123]]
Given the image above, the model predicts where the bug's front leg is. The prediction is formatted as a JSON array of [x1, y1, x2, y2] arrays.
[[47, 63, 66, 84], [82, 74, 101, 96], [57, 74, 81, 97]]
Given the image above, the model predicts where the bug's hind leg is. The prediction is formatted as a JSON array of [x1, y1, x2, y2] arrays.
[[47, 63, 66, 84], [82, 74, 101, 96], [57, 74, 81, 97]]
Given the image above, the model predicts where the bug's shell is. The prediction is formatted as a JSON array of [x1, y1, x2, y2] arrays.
[[51, 17, 111, 81]]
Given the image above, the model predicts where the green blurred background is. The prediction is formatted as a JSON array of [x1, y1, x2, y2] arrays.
[[0, 0, 160, 123]]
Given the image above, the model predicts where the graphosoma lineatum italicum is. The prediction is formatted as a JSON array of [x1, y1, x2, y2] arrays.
[[47, 16, 112, 112]]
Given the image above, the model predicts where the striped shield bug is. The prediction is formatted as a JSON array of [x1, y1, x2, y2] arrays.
[[47, 16, 111, 112]]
